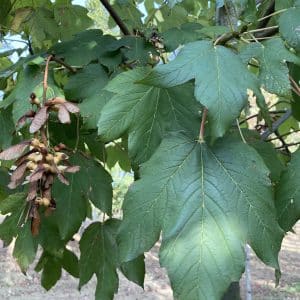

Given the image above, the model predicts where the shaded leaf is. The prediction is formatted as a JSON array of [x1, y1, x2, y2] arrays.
[[98, 68, 201, 164], [118, 134, 283, 299], [52, 154, 112, 240], [13, 222, 38, 273], [240, 38, 300, 97], [275, 150, 300, 232], [41, 255, 62, 290], [79, 220, 119, 298], [62, 248, 79, 278], [142, 41, 259, 138], [279, 6, 300, 51]]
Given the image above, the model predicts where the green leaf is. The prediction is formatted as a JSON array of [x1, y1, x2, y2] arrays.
[[64, 63, 110, 129], [0, 65, 63, 125], [113, 36, 157, 65], [142, 41, 259, 139], [53, 154, 112, 240], [98, 68, 201, 164], [162, 23, 203, 51], [41, 255, 62, 290], [118, 134, 283, 299], [106, 143, 131, 172], [120, 255, 145, 288], [108, 0, 143, 31], [54, 4, 93, 41], [279, 6, 300, 51], [79, 220, 119, 299], [62, 248, 79, 278], [240, 38, 300, 97], [13, 222, 38, 273], [289, 63, 300, 120], [0, 107, 14, 149], [245, 131, 285, 182], [275, 150, 300, 232]]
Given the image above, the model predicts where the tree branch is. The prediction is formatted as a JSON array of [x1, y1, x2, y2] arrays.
[[50, 56, 77, 73], [99, 0, 131, 35]]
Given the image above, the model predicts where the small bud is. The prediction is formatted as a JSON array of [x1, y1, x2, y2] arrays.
[[26, 161, 37, 170], [45, 154, 54, 162]]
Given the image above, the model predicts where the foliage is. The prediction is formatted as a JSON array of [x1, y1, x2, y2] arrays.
[[0, 0, 300, 299]]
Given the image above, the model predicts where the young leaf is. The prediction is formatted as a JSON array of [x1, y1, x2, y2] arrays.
[[98, 68, 201, 164], [275, 150, 300, 232], [141, 41, 259, 138], [118, 134, 284, 299]]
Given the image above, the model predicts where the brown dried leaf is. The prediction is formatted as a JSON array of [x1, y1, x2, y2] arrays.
[[0, 141, 31, 160], [58, 104, 71, 124], [64, 102, 80, 113], [29, 106, 49, 133]]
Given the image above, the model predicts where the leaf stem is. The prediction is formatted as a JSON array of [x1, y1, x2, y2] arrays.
[[51, 56, 77, 73], [199, 108, 208, 143], [99, 0, 131, 35]]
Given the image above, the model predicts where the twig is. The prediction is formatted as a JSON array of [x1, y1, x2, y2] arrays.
[[50, 56, 77, 73], [199, 108, 208, 143], [43, 55, 53, 103], [256, 0, 275, 29], [40, 55, 53, 147], [257, 8, 287, 22], [261, 110, 292, 140], [239, 110, 287, 125], [245, 25, 278, 34], [266, 129, 300, 141], [275, 141, 300, 149], [99, 0, 131, 35]]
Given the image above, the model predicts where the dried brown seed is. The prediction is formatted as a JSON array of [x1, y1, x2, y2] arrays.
[[29, 106, 49, 133], [0, 141, 31, 160], [58, 104, 71, 124]]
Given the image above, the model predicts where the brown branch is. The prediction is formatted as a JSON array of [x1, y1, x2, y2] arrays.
[[199, 108, 208, 143], [99, 0, 131, 35], [43, 55, 53, 103], [50, 56, 77, 73]]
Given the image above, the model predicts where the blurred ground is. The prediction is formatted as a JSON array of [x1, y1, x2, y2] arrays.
[[0, 222, 299, 300]]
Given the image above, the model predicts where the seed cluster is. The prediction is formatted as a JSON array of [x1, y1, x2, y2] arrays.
[[0, 92, 80, 235]]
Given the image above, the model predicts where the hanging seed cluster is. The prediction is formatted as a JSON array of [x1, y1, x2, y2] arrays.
[[0, 92, 80, 236]]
